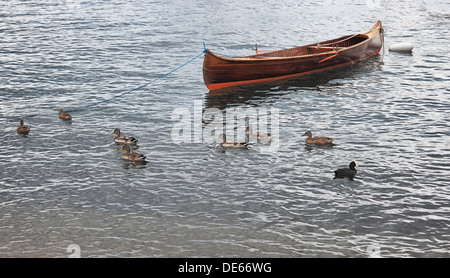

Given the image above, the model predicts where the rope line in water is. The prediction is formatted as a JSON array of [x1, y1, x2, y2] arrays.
[[67, 49, 207, 113], [2, 48, 206, 120]]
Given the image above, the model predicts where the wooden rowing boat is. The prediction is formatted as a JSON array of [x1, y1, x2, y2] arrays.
[[203, 21, 384, 91]]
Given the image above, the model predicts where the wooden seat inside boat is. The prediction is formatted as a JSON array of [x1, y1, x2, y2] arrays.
[[251, 34, 369, 58]]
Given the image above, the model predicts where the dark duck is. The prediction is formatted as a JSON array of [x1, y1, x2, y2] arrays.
[[334, 161, 358, 180]]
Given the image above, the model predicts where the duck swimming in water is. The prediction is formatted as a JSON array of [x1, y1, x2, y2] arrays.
[[302, 131, 334, 145], [334, 161, 358, 180], [17, 119, 30, 135], [112, 128, 138, 145], [59, 109, 72, 121], [218, 134, 249, 149], [118, 145, 146, 165], [245, 127, 272, 143]]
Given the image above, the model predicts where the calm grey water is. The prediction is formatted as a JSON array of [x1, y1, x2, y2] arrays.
[[1, 0, 449, 257]]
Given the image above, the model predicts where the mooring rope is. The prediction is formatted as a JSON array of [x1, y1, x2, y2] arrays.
[[68, 49, 206, 113], [2, 48, 207, 121]]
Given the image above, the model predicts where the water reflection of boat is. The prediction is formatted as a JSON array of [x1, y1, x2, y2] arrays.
[[203, 21, 384, 91], [205, 54, 383, 110]]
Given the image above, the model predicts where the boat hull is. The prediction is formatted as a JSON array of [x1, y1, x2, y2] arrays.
[[203, 21, 383, 90]]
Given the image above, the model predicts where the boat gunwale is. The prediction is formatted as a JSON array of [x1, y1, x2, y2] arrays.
[[206, 21, 382, 63]]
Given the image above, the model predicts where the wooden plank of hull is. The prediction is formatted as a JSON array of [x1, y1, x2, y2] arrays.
[[203, 21, 383, 90]]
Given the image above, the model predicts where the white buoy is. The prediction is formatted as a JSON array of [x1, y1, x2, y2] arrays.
[[389, 42, 414, 52]]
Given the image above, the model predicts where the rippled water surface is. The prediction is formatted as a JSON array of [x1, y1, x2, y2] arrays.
[[1, 0, 449, 257]]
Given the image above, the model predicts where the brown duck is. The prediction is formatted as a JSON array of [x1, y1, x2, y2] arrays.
[[112, 128, 138, 145], [218, 134, 249, 149], [302, 131, 334, 145], [17, 119, 31, 135], [118, 145, 146, 165], [59, 109, 72, 121]]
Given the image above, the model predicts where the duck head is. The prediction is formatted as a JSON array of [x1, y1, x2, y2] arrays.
[[112, 128, 121, 136], [302, 131, 312, 138], [118, 144, 131, 153]]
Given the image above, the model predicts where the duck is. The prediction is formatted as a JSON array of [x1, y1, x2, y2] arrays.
[[112, 128, 138, 145], [59, 109, 72, 121], [218, 134, 249, 149], [302, 131, 334, 145], [17, 119, 30, 135], [118, 145, 146, 165], [245, 127, 272, 143], [334, 161, 358, 180]]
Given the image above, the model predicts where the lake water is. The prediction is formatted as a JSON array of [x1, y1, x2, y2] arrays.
[[0, 0, 449, 257]]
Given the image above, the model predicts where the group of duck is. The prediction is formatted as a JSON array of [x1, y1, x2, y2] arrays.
[[302, 131, 358, 180], [17, 109, 72, 134], [16, 112, 356, 179], [16, 109, 147, 166], [111, 128, 147, 165], [217, 129, 357, 180]]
